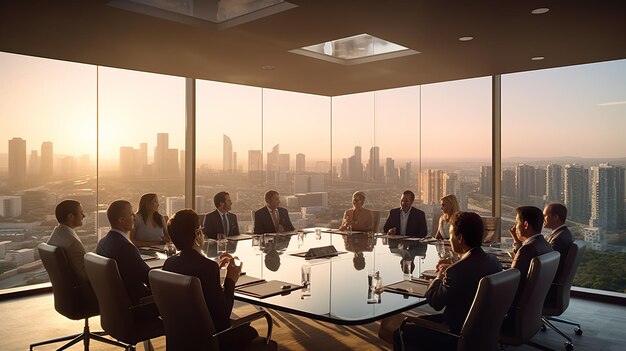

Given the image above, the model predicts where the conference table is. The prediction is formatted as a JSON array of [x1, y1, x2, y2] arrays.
[[201, 229, 443, 326]]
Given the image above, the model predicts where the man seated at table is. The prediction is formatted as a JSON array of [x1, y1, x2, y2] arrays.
[[542, 203, 574, 278], [47, 199, 88, 285], [392, 211, 502, 350], [383, 190, 428, 237], [203, 191, 240, 239], [254, 190, 294, 234], [96, 200, 153, 307]]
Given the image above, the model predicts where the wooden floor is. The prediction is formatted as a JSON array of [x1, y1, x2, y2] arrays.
[[1, 293, 624, 351]]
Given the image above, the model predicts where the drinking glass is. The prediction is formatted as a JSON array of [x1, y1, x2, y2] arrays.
[[297, 231, 305, 248], [217, 233, 227, 255], [315, 228, 322, 240], [402, 260, 412, 280], [301, 265, 311, 298], [164, 242, 177, 257], [436, 240, 451, 260]]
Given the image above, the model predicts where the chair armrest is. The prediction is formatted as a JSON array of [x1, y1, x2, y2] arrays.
[[213, 310, 273, 345], [129, 295, 156, 310], [399, 316, 459, 351]]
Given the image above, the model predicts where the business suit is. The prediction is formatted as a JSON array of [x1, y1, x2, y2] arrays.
[[510, 234, 553, 307], [546, 225, 573, 279], [47, 224, 88, 284], [383, 207, 428, 237], [253, 206, 294, 234], [202, 210, 240, 239], [393, 247, 502, 350], [163, 250, 257, 349], [96, 230, 151, 305]]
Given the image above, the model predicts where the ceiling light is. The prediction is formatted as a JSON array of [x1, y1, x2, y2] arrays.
[[531, 56, 545, 61], [458, 36, 474, 42], [531, 8, 550, 15], [261, 65, 276, 70]]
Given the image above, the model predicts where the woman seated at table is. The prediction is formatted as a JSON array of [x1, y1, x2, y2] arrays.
[[339, 191, 373, 232], [433, 194, 460, 240], [163, 209, 258, 350], [130, 193, 171, 247]]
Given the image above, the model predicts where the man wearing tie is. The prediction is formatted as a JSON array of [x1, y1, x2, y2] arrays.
[[254, 190, 294, 234], [383, 190, 428, 237], [203, 191, 240, 240]]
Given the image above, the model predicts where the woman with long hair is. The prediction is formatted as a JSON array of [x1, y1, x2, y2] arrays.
[[434, 194, 460, 240], [130, 193, 171, 247]]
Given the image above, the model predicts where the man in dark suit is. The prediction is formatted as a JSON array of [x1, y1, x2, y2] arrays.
[[203, 191, 240, 239], [96, 200, 151, 305], [383, 190, 428, 237], [392, 212, 502, 350], [509, 206, 554, 309], [543, 203, 574, 277], [253, 190, 294, 234]]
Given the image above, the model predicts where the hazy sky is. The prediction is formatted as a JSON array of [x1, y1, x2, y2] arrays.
[[1, 51, 625, 167]]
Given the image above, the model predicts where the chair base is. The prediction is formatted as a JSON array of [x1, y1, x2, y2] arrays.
[[545, 316, 582, 335], [30, 319, 129, 351]]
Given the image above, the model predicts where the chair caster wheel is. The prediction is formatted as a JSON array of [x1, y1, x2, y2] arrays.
[[540, 324, 547, 332], [565, 342, 573, 351], [574, 327, 582, 336]]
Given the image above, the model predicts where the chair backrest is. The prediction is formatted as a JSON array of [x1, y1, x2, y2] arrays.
[[507, 251, 560, 343], [38, 243, 98, 320], [458, 269, 520, 351], [371, 210, 381, 233], [546, 240, 586, 314], [149, 269, 218, 351], [84, 252, 135, 341]]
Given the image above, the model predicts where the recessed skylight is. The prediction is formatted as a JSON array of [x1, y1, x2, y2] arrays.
[[290, 33, 419, 65], [458, 36, 474, 42], [531, 8, 550, 15], [109, 0, 297, 30], [531, 56, 545, 61]]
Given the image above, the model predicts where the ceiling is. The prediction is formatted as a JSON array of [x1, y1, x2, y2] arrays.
[[1, 1, 626, 96]]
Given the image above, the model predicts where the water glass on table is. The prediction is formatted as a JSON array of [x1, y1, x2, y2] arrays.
[[217, 233, 227, 255], [164, 242, 177, 257], [301, 264, 311, 298], [402, 260, 412, 280]]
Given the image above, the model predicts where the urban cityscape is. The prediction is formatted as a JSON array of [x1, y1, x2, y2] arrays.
[[1, 132, 625, 293]]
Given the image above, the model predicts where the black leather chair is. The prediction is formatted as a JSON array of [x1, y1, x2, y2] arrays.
[[84, 252, 164, 350], [397, 269, 521, 351], [148, 269, 277, 351], [30, 243, 126, 350], [542, 240, 586, 351], [499, 251, 560, 350]]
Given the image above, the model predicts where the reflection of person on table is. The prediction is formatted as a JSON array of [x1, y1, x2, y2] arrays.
[[130, 193, 171, 247], [203, 191, 240, 240], [343, 233, 375, 271], [163, 209, 258, 350], [254, 190, 295, 234], [262, 235, 292, 271], [339, 191, 373, 232], [433, 194, 460, 240], [392, 212, 502, 350], [383, 190, 428, 237]]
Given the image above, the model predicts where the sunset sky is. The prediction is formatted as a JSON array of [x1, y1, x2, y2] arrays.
[[1, 51, 625, 169]]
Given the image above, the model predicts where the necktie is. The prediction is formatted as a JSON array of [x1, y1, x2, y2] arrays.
[[222, 213, 228, 236], [271, 209, 279, 232]]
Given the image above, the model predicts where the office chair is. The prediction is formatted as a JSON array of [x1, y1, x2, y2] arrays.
[[30, 243, 126, 350], [84, 253, 164, 350], [542, 240, 586, 351], [499, 251, 560, 350], [149, 269, 277, 351], [397, 269, 521, 351]]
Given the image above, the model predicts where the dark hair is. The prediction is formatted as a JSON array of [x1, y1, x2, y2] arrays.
[[214, 191, 229, 208], [167, 209, 199, 251], [515, 206, 544, 233], [265, 190, 279, 204], [55, 200, 81, 223], [402, 190, 415, 202], [449, 211, 484, 248], [137, 193, 164, 228], [107, 200, 131, 227], [548, 203, 568, 222]]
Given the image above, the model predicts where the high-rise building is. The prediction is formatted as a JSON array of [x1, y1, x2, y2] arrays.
[[535, 168, 547, 198], [296, 153, 305, 173], [564, 164, 589, 222], [248, 149, 263, 184], [0, 196, 22, 217], [8, 137, 27, 187], [154, 132, 168, 176], [279, 153, 290, 172], [589, 163, 625, 231], [28, 150, 39, 176], [266, 144, 279, 183], [368, 146, 380, 182], [423, 169, 443, 205], [294, 174, 309, 193], [385, 157, 397, 184], [480, 166, 492, 196], [40, 141, 53, 179], [515, 164, 536, 203], [546, 163, 563, 202], [347, 146, 363, 181], [502, 169, 516, 198], [223, 134, 233, 173], [443, 171, 460, 198]]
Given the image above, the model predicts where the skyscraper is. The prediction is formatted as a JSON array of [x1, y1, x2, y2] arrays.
[[368, 146, 380, 182], [443, 171, 460, 198], [266, 144, 279, 183], [279, 153, 290, 172], [502, 169, 516, 198], [546, 163, 563, 202], [423, 169, 443, 205], [564, 164, 589, 222], [40, 141, 53, 179], [8, 137, 27, 187], [347, 146, 363, 181], [589, 163, 625, 231], [296, 153, 305, 173], [515, 164, 536, 203], [535, 168, 547, 197], [223, 134, 233, 173], [28, 150, 39, 176], [248, 149, 263, 184], [154, 132, 168, 176], [480, 166, 492, 196], [385, 157, 397, 184]]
